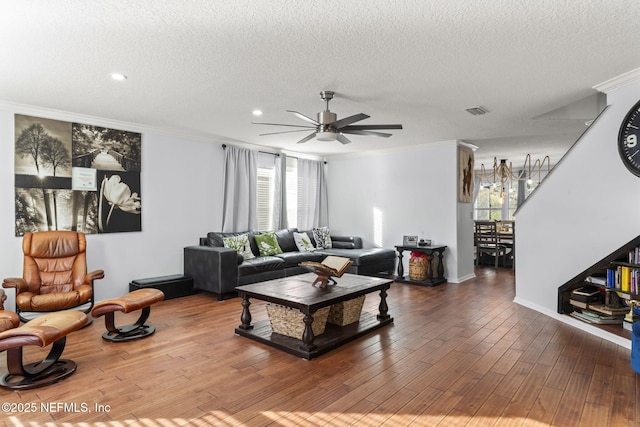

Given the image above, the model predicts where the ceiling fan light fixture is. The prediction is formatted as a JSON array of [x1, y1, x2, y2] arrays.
[[316, 131, 337, 141], [253, 90, 403, 144]]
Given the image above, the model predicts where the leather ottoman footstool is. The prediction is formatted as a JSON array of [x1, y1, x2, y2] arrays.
[[91, 289, 165, 342], [0, 310, 89, 390]]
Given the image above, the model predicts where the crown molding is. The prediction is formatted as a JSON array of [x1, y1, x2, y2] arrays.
[[0, 99, 235, 143], [593, 67, 640, 94], [0, 99, 326, 161]]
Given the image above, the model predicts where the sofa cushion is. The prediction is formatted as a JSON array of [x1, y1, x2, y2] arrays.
[[312, 226, 332, 249], [275, 251, 325, 268], [316, 247, 395, 266], [208, 231, 262, 257], [254, 232, 283, 256], [207, 231, 250, 248], [274, 228, 298, 253], [238, 256, 285, 277], [223, 233, 255, 261], [293, 231, 316, 252]]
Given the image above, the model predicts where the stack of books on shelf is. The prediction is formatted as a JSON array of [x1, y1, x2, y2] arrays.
[[606, 266, 639, 294], [569, 285, 601, 307], [569, 285, 627, 325], [601, 243, 640, 294], [570, 311, 624, 325]]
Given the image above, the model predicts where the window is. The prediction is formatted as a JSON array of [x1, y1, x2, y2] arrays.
[[255, 154, 325, 231], [474, 182, 516, 221], [256, 166, 275, 231], [473, 178, 541, 221], [256, 153, 279, 231], [256, 154, 302, 231], [474, 185, 504, 221]]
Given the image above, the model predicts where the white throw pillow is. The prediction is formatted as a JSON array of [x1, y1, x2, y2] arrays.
[[293, 231, 316, 252], [223, 233, 255, 261]]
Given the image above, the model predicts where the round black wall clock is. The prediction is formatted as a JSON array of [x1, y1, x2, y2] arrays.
[[619, 99, 640, 177]]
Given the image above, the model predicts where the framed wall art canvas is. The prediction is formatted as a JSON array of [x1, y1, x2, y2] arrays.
[[14, 114, 142, 236], [458, 145, 474, 203]]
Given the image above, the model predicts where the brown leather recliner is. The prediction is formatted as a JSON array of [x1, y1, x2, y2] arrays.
[[3, 231, 104, 322]]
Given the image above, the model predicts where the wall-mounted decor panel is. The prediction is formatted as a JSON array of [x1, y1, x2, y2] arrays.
[[14, 114, 142, 236]]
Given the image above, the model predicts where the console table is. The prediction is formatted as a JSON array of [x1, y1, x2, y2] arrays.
[[395, 245, 447, 286]]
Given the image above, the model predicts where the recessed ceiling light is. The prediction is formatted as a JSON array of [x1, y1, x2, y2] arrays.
[[110, 73, 127, 81], [252, 109, 263, 116]]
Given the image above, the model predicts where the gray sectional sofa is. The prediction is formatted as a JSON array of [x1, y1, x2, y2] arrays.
[[183, 228, 396, 300]]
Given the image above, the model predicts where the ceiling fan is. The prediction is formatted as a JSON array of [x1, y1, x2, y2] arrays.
[[252, 91, 403, 144]]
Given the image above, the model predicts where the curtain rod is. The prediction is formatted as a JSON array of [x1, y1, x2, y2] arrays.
[[221, 144, 327, 163], [221, 144, 279, 157]]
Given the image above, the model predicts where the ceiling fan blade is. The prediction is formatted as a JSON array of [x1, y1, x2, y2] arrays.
[[259, 129, 319, 136], [333, 113, 370, 129], [341, 129, 392, 138], [341, 124, 403, 130], [287, 110, 320, 126], [336, 133, 352, 144], [296, 132, 317, 144], [252, 121, 316, 129]]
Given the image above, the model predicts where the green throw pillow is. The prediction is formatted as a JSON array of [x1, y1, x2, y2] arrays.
[[223, 233, 255, 261], [254, 232, 283, 256]]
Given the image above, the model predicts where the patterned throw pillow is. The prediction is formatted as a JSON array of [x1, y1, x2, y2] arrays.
[[223, 233, 255, 261], [254, 232, 283, 256], [312, 226, 332, 249], [293, 231, 316, 252]]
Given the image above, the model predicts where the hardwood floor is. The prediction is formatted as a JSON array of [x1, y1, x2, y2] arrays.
[[1, 267, 638, 426]]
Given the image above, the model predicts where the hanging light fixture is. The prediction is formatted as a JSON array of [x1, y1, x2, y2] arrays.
[[476, 155, 551, 200]]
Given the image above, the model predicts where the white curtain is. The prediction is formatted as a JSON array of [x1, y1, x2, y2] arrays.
[[276, 153, 288, 229], [296, 158, 328, 230], [221, 145, 257, 232]]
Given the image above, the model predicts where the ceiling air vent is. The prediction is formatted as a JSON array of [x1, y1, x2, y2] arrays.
[[465, 106, 489, 116]]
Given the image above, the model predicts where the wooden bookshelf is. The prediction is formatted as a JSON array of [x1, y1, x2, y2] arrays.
[[558, 235, 640, 336]]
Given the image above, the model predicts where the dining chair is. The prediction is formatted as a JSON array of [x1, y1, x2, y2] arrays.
[[497, 220, 515, 270], [475, 221, 510, 268]]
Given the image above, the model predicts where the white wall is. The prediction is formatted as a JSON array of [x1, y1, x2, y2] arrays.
[[326, 140, 475, 283], [457, 199, 475, 282], [0, 103, 224, 310], [515, 81, 640, 321], [0, 103, 478, 312]]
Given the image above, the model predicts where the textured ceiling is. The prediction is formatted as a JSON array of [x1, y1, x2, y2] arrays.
[[1, 1, 639, 167]]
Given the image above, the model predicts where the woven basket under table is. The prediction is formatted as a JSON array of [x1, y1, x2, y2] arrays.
[[327, 295, 366, 326], [409, 258, 428, 281], [266, 304, 330, 339]]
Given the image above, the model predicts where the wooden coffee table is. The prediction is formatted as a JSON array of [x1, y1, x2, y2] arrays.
[[235, 273, 393, 359]]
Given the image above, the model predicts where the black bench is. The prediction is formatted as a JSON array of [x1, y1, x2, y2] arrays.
[[129, 274, 196, 300]]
